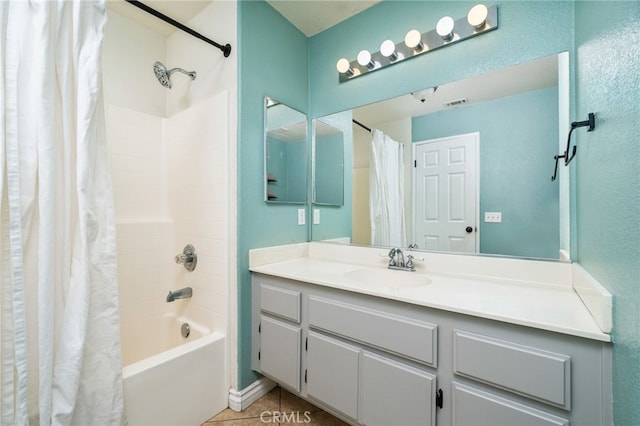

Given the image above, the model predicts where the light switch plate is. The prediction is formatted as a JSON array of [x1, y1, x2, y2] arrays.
[[297, 209, 306, 225], [313, 209, 320, 225], [484, 212, 502, 223]]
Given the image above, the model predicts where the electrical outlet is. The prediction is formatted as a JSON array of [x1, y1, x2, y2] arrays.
[[297, 209, 306, 225], [313, 209, 320, 225], [484, 212, 502, 223]]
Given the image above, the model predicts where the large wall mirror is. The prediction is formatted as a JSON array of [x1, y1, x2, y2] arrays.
[[311, 53, 571, 260], [264, 97, 308, 204], [313, 116, 345, 206]]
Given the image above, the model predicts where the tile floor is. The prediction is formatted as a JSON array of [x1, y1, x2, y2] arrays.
[[202, 386, 349, 425]]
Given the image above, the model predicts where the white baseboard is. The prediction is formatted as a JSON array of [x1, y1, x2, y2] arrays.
[[228, 377, 277, 412]]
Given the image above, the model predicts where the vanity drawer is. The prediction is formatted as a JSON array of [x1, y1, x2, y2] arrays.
[[452, 383, 569, 426], [260, 283, 301, 323], [453, 330, 571, 409], [308, 296, 437, 366]]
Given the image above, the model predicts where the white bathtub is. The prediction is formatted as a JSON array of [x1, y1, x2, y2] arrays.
[[122, 316, 227, 426]]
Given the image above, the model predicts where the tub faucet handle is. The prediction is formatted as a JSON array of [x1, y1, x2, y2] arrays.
[[175, 253, 192, 263], [175, 244, 197, 272]]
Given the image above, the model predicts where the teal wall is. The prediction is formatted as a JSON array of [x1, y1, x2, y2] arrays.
[[238, 2, 640, 421], [574, 2, 640, 423], [412, 87, 560, 258], [238, 0, 309, 388]]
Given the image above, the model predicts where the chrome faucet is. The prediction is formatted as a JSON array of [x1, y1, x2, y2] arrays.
[[388, 247, 405, 267], [166, 287, 193, 302], [387, 247, 422, 272]]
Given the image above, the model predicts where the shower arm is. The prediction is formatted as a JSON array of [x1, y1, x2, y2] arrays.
[[124, 0, 232, 57], [168, 67, 196, 79]]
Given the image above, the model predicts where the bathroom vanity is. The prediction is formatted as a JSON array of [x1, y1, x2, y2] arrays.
[[250, 243, 612, 426]]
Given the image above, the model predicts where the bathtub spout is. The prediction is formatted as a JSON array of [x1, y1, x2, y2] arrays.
[[166, 287, 193, 302]]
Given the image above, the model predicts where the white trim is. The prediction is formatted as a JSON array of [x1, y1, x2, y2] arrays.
[[557, 51, 571, 257], [228, 377, 277, 412]]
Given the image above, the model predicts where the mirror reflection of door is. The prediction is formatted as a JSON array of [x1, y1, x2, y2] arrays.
[[413, 133, 478, 253]]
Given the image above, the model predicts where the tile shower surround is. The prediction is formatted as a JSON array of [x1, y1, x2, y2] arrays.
[[107, 95, 229, 364]]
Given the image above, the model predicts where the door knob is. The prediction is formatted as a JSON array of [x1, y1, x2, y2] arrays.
[[465, 226, 473, 233]]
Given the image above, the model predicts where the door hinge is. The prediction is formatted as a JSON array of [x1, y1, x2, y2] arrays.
[[414, 160, 417, 167], [436, 389, 443, 409], [258, 323, 261, 333], [304, 369, 308, 383], [258, 351, 261, 360], [305, 337, 308, 351]]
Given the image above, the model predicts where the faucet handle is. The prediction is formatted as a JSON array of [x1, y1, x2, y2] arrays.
[[405, 254, 425, 270], [175, 244, 197, 272]]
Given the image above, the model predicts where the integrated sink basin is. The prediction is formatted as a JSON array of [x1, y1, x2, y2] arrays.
[[344, 268, 432, 289]]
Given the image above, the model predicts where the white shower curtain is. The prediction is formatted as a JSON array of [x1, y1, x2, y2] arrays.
[[369, 129, 406, 247], [0, 0, 125, 424]]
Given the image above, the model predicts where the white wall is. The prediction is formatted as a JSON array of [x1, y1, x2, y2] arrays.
[[102, 1, 237, 377]]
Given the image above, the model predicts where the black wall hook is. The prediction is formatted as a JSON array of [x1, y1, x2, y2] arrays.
[[551, 113, 595, 181]]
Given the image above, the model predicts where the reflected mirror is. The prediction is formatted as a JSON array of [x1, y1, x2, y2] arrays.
[[311, 53, 570, 260], [264, 97, 307, 204], [313, 116, 345, 206]]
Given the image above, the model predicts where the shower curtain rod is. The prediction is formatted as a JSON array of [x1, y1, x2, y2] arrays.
[[353, 119, 371, 133], [124, 0, 231, 57]]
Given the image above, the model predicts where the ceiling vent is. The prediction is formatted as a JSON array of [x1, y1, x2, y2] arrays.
[[443, 98, 469, 108]]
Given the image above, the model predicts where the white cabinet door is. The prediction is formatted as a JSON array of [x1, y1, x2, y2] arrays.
[[306, 331, 359, 420], [260, 315, 301, 391], [360, 351, 437, 426]]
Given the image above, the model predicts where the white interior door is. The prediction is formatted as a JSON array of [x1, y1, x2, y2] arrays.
[[413, 133, 478, 253]]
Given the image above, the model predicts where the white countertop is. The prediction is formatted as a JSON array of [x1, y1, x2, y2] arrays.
[[249, 243, 612, 342]]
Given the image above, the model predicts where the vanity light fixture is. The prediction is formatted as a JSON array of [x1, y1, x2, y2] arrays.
[[336, 58, 355, 77], [436, 16, 455, 42], [380, 39, 399, 61], [336, 4, 498, 82], [467, 3, 489, 29], [404, 29, 424, 52], [357, 49, 376, 70]]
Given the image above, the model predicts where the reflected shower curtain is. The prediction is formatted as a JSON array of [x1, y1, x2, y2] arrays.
[[0, 0, 125, 424], [369, 129, 406, 247]]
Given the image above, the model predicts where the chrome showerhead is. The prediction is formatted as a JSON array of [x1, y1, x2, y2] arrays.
[[153, 61, 196, 89]]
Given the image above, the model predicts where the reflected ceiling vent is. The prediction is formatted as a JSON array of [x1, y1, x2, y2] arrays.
[[443, 98, 469, 108]]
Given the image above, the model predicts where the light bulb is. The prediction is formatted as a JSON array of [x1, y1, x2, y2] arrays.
[[336, 58, 353, 76], [404, 29, 424, 51], [357, 49, 375, 69], [436, 16, 455, 41], [380, 39, 398, 61], [467, 4, 488, 29]]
